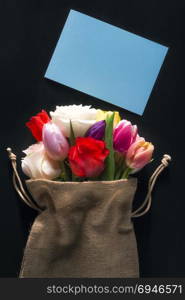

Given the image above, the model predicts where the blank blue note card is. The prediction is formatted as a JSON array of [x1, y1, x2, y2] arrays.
[[45, 9, 168, 115]]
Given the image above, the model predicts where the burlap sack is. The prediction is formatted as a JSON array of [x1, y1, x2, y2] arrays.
[[19, 178, 139, 278]]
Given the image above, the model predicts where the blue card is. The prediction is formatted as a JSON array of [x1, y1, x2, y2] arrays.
[[45, 9, 168, 115]]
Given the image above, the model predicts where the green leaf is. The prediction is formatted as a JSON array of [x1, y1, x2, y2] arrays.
[[101, 112, 115, 181], [69, 120, 75, 146]]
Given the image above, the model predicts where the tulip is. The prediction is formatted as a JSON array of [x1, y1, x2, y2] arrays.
[[113, 120, 138, 153], [68, 137, 109, 178], [96, 109, 121, 127], [125, 139, 154, 172], [42, 122, 69, 161], [21, 142, 61, 179], [26, 110, 50, 141], [85, 120, 105, 140]]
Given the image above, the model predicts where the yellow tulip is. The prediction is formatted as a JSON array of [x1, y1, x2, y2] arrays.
[[96, 109, 121, 127]]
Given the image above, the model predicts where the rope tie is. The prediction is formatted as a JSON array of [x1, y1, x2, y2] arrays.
[[7, 148, 42, 212], [7, 147, 171, 216], [131, 154, 171, 218]]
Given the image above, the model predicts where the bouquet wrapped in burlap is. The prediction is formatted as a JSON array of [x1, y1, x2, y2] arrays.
[[7, 105, 171, 278]]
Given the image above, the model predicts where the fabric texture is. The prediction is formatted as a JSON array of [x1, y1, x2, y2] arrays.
[[20, 178, 139, 278]]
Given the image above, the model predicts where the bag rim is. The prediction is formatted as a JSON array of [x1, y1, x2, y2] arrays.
[[26, 177, 137, 185]]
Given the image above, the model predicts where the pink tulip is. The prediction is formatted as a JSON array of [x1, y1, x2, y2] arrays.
[[125, 139, 154, 171], [43, 122, 69, 161], [113, 120, 138, 153]]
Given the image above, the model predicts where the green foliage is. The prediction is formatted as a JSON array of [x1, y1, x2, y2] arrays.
[[101, 112, 115, 180]]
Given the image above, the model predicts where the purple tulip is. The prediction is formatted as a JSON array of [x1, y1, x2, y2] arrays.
[[85, 120, 106, 140], [113, 120, 138, 153], [43, 122, 69, 161]]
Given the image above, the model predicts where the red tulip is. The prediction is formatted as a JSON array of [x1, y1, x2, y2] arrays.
[[26, 110, 50, 141], [68, 137, 109, 178]]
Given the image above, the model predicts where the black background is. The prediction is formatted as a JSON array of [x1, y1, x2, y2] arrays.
[[0, 0, 185, 277]]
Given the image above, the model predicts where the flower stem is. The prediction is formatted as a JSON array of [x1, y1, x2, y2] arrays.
[[114, 167, 123, 180], [61, 161, 71, 181], [121, 167, 132, 179], [101, 112, 115, 181]]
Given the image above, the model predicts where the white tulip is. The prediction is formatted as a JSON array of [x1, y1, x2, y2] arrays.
[[50, 105, 97, 137], [21, 142, 61, 180]]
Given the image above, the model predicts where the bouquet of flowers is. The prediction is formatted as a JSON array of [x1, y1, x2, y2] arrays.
[[8, 104, 171, 278], [22, 104, 154, 181]]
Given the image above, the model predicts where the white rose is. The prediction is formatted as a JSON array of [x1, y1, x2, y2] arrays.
[[21, 142, 61, 179], [50, 105, 97, 137]]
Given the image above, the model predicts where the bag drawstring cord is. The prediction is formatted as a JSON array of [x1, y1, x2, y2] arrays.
[[7, 148, 42, 212], [7, 148, 171, 216], [131, 154, 171, 218]]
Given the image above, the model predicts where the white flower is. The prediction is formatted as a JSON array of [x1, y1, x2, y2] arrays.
[[50, 105, 97, 137], [21, 142, 61, 179]]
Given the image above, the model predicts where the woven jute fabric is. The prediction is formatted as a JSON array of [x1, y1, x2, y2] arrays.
[[19, 178, 139, 278]]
